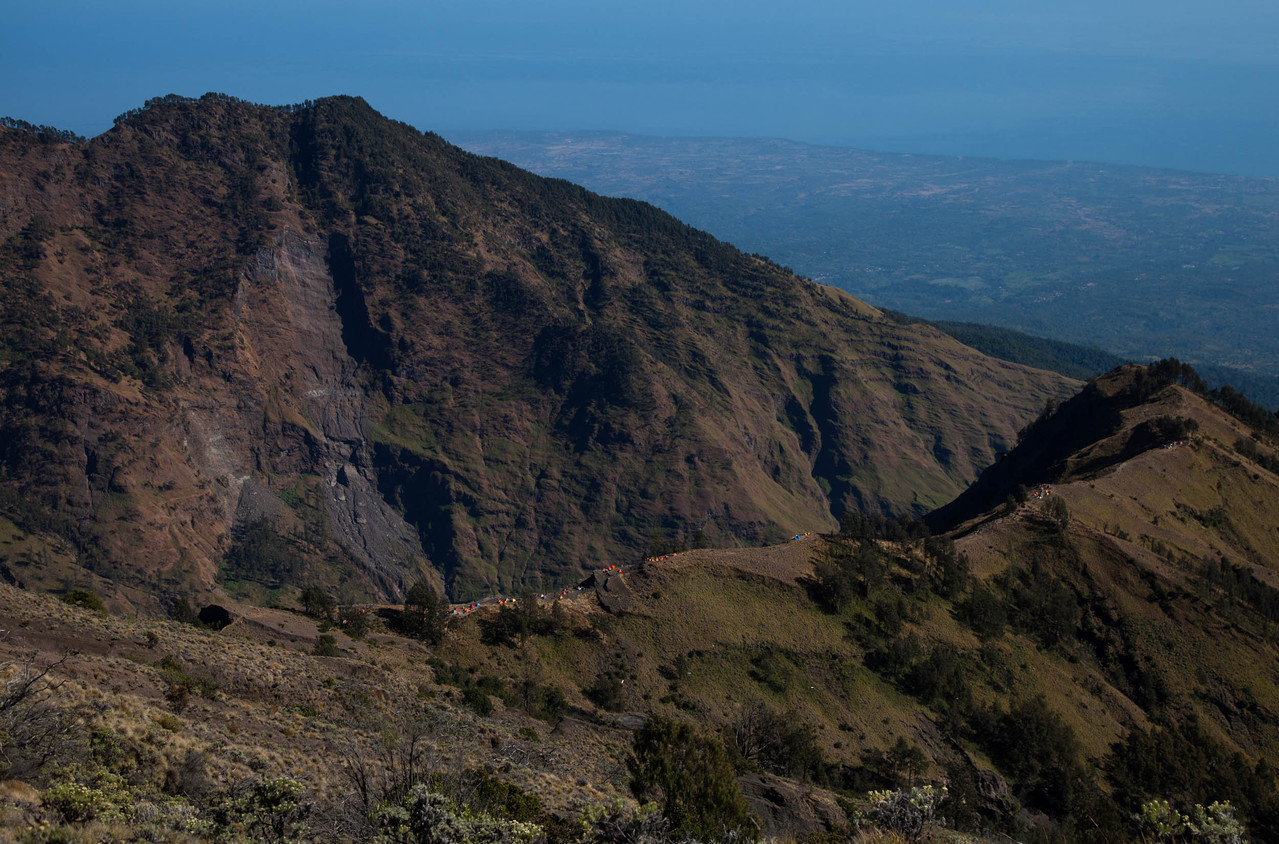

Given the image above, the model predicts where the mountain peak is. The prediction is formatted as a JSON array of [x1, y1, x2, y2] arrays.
[[0, 93, 1071, 610]]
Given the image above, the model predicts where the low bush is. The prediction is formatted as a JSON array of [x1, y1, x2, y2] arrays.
[[61, 589, 106, 613]]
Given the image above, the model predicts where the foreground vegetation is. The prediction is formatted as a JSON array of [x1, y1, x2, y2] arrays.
[[6, 493, 1278, 841]]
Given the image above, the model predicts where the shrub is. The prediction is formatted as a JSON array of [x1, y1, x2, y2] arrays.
[[164, 682, 191, 713], [852, 737, 929, 791], [480, 590, 563, 647], [171, 596, 200, 625], [462, 685, 494, 716], [1108, 716, 1279, 829], [339, 607, 370, 639], [865, 785, 948, 841], [313, 635, 340, 657], [985, 696, 1081, 814], [397, 579, 447, 644], [370, 784, 542, 844], [1044, 495, 1070, 530], [730, 700, 828, 783], [164, 748, 210, 800], [1137, 799, 1247, 844], [61, 589, 106, 613], [299, 585, 335, 620], [513, 673, 567, 723], [153, 712, 183, 732], [585, 672, 625, 712], [538, 685, 567, 722], [578, 802, 671, 843], [223, 518, 302, 587], [628, 715, 754, 840], [154, 655, 218, 702], [0, 651, 78, 779], [43, 780, 112, 824], [467, 767, 542, 822], [205, 776, 312, 842]]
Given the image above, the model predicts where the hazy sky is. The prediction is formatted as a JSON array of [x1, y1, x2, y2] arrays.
[[5, 0, 1279, 176]]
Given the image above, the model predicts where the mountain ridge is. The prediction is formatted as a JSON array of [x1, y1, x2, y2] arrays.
[[0, 93, 1071, 608], [449, 129, 1279, 402]]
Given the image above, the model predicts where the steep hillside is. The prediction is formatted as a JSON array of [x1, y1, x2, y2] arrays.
[[0, 94, 1070, 609]]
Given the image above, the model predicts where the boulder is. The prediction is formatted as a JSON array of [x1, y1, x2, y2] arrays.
[[197, 604, 236, 629], [589, 570, 634, 614], [736, 772, 847, 839]]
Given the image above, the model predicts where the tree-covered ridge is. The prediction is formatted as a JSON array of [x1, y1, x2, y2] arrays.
[[883, 313, 1279, 410], [1143, 358, 1279, 442], [0, 116, 85, 144], [883, 310, 1126, 380]]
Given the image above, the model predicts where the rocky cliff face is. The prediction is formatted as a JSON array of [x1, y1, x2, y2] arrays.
[[0, 94, 1073, 607], [198, 228, 422, 595]]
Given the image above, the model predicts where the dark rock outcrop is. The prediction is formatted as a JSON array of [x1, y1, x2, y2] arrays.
[[737, 772, 847, 839], [587, 570, 635, 614], [197, 604, 235, 629]]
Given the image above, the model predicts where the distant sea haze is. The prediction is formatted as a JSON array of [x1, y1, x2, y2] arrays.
[[430, 52, 1279, 180]]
